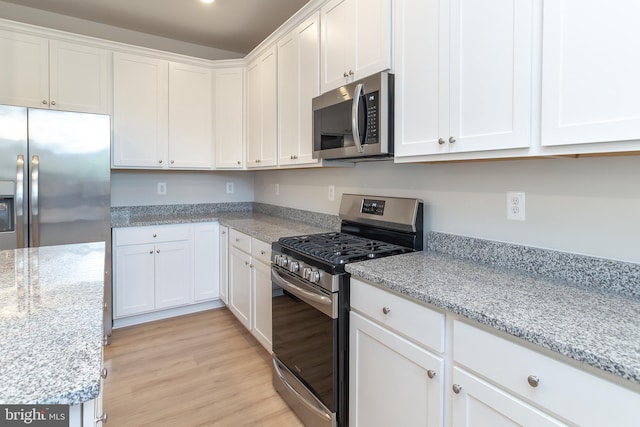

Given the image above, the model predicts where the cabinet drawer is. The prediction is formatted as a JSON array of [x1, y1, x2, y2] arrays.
[[114, 224, 191, 246], [350, 278, 445, 353], [251, 238, 271, 265], [453, 320, 640, 426], [229, 228, 251, 253]]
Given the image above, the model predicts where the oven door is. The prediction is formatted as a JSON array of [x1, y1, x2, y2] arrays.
[[271, 266, 338, 426]]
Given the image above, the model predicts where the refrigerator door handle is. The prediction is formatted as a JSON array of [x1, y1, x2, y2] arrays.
[[16, 155, 25, 249], [30, 155, 40, 247]]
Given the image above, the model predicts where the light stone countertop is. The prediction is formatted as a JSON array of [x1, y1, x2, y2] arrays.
[[0, 242, 104, 405], [345, 250, 640, 386]]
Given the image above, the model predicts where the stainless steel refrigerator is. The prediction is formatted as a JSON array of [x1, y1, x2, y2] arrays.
[[0, 104, 112, 342]]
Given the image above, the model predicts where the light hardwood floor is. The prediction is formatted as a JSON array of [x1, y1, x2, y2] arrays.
[[103, 308, 304, 426]]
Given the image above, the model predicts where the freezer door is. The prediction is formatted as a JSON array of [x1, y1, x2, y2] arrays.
[[27, 108, 111, 247], [0, 105, 28, 250]]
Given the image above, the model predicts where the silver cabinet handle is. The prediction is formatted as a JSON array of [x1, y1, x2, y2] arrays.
[[222, 231, 226, 235], [158, 159, 163, 164], [343, 71, 349, 78], [237, 160, 241, 165], [235, 237, 241, 242], [245, 261, 249, 265], [449, 136, 456, 144], [348, 70, 354, 76], [42, 100, 47, 105], [51, 101, 56, 106], [255, 159, 261, 163], [351, 82, 365, 153], [30, 155, 40, 247], [452, 384, 462, 394], [170, 160, 174, 164], [382, 306, 391, 315], [156, 249, 160, 253], [427, 370, 436, 379], [527, 375, 540, 387], [15, 155, 25, 248], [153, 234, 157, 238], [149, 250, 153, 254], [438, 138, 445, 145], [260, 250, 266, 255], [95, 412, 108, 424], [101, 368, 108, 379]]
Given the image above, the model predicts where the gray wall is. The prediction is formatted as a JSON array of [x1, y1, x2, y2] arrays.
[[253, 157, 640, 264], [110, 170, 255, 207]]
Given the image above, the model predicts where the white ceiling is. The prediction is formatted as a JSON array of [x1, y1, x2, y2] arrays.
[[0, 0, 311, 54]]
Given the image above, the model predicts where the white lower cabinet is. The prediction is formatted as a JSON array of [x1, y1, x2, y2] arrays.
[[113, 222, 220, 326], [219, 225, 229, 304], [350, 312, 444, 427], [227, 228, 272, 352], [351, 278, 640, 427]]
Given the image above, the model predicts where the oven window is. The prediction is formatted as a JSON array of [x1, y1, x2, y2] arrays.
[[272, 288, 337, 411]]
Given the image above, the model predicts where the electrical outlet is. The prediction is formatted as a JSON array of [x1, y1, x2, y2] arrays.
[[328, 185, 335, 201], [226, 182, 234, 194], [507, 192, 525, 221], [275, 183, 280, 196], [157, 182, 167, 195]]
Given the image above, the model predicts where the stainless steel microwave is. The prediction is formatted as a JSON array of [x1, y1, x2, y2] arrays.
[[312, 72, 393, 161]]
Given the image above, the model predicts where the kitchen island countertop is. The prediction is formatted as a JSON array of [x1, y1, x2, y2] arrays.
[[0, 242, 104, 405]]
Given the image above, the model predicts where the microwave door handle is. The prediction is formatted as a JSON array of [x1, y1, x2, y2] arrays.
[[351, 83, 365, 153], [16, 155, 25, 248]]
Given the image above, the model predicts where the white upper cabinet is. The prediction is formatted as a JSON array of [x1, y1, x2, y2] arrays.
[[394, 0, 534, 159], [320, 0, 392, 93], [0, 30, 109, 114], [168, 62, 214, 169], [278, 12, 321, 166], [246, 46, 278, 168], [113, 52, 169, 168], [214, 67, 245, 169], [113, 52, 215, 169], [541, 0, 640, 147]]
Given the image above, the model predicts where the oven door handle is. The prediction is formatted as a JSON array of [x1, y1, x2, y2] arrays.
[[271, 269, 336, 318], [273, 357, 333, 422]]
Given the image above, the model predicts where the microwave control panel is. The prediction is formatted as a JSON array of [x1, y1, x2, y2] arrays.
[[365, 91, 379, 144]]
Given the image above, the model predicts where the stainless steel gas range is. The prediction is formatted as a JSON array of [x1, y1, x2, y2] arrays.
[[271, 194, 424, 427]]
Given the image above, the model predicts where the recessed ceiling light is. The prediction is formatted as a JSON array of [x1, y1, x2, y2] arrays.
[[201, 0, 214, 3]]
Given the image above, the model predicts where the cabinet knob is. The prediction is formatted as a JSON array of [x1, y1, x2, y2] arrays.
[[156, 249, 160, 253], [343, 72, 349, 78], [260, 250, 266, 255], [159, 159, 163, 164], [452, 384, 462, 394], [235, 237, 241, 242], [42, 100, 48, 105], [348, 70, 354, 76], [170, 160, 174, 164], [382, 306, 391, 315], [527, 375, 540, 387], [438, 138, 445, 145], [153, 234, 157, 238], [449, 136, 456, 144], [101, 368, 108, 379], [427, 370, 436, 379], [51, 101, 56, 106], [222, 231, 226, 235], [245, 261, 249, 265], [255, 159, 261, 163], [249, 264, 254, 268], [95, 412, 108, 424], [237, 160, 241, 165], [149, 250, 153, 254]]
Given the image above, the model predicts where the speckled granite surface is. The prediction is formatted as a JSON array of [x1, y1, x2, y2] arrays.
[[346, 240, 640, 385], [112, 203, 339, 242], [0, 242, 104, 405]]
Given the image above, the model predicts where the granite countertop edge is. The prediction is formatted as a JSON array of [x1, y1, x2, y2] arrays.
[[346, 251, 640, 386]]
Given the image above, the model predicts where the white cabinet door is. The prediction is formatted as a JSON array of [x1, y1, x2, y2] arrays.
[[229, 246, 252, 329], [168, 62, 214, 169], [0, 30, 48, 109], [451, 368, 566, 427], [394, 0, 533, 158], [155, 240, 192, 310], [113, 52, 168, 168], [350, 312, 444, 427], [321, 0, 391, 93], [214, 67, 245, 169], [251, 259, 272, 352], [247, 46, 278, 168], [114, 243, 156, 317], [278, 12, 320, 166], [49, 40, 110, 114], [541, 1, 640, 147], [219, 226, 229, 304], [194, 222, 220, 302]]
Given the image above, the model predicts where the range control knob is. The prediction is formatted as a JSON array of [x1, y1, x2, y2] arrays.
[[308, 270, 320, 283], [289, 261, 300, 273], [275, 255, 289, 267]]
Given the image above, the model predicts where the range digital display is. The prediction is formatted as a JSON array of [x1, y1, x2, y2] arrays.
[[361, 199, 385, 216]]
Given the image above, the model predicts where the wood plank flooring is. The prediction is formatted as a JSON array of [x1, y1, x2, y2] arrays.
[[103, 308, 304, 426]]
